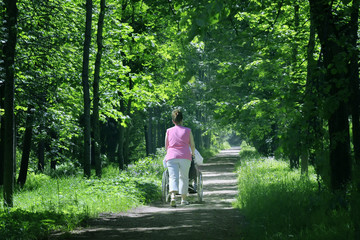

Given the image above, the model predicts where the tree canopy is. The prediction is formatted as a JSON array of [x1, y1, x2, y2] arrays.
[[1, 0, 360, 213]]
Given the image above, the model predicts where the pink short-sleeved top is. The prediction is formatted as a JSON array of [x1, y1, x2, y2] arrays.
[[165, 125, 192, 161]]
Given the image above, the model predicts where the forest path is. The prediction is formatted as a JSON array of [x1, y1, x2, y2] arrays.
[[64, 147, 245, 240]]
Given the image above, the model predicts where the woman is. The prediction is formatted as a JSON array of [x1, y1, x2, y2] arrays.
[[165, 109, 195, 207]]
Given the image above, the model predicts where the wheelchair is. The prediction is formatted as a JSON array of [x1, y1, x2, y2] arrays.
[[161, 159, 203, 203]]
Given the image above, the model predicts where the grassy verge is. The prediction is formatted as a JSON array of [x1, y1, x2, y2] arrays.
[[200, 141, 231, 160], [0, 151, 165, 240], [235, 143, 353, 240]]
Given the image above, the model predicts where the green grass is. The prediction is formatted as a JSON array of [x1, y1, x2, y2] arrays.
[[200, 141, 231, 160], [235, 144, 353, 240], [0, 151, 165, 240]]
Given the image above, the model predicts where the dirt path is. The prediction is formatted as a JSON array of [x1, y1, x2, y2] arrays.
[[63, 147, 245, 240]]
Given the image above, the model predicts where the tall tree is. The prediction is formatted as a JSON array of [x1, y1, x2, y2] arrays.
[[92, 0, 106, 177], [17, 106, 35, 187], [123, 83, 133, 165], [146, 107, 153, 155], [302, 4, 318, 176], [0, 79, 4, 185], [309, 0, 353, 191], [348, 0, 360, 169], [3, 0, 18, 207], [117, 92, 126, 170], [82, 0, 93, 178], [348, 0, 360, 238]]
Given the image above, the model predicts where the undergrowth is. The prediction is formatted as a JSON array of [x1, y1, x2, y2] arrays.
[[0, 149, 165, 240], [236, 143, 353, 240]]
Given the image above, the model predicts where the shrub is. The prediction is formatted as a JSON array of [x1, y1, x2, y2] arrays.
[[48, 162, 82, 178], [21, 173, 51, 191]]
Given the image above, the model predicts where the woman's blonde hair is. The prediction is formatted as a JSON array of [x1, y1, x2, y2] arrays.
[[172, 109, 183, 124]]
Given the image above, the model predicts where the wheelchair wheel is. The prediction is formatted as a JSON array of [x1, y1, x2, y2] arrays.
[[161, 169, 170, 203], [197, 172, 203, 202]]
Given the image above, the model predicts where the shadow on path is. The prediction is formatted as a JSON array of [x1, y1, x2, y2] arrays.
[[61, 147, 245, 240]]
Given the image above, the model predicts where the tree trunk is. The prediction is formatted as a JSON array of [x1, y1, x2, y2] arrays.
[[50, 160, 56, 170], [301, 3, 316, 175], [123, 79, 133, 165], [349, 0, 360, 169], [124, 126, 132, 165], [309, 0, 352, 191], [117, 125, 124, 170], [348, 0, 360, 238], [92, 0, 106, 178], [144, 124, 149, 156], [3, 0, 18, 207], [108, 118, 119, 164], [17, 106, 34, 187], [196, 110, 203, 149], [147, 107, 153, 155], [328, 103, 351, 190], [292, 3, 299, 66], [0, 119, 4, 186], [115, 0, 129, 169], [0, 82, 5, 185], [289, 152, 299, 169], [117, 94, 126, 170], [82, 0, 93, 178], [156, 108, 162, 149], [301, 149, 309, 176], [152, 111, 157, 154], [37, 124, 45, 172]]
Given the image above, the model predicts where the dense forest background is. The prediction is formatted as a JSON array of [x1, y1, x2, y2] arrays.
[[1, 1, 360, 236]]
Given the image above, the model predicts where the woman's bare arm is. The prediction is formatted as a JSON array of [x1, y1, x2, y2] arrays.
[[190, 131, 195, 156]]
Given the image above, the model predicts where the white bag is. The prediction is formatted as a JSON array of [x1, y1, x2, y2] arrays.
[[194, 149, 203, 165], [163, 157, 167, 168]]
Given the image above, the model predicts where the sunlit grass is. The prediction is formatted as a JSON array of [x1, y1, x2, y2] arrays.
[[235, 143, 353, 240], [14, 173, 143, 215]]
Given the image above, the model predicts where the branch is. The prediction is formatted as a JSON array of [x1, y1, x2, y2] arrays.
[[250, 0, 284, 40], [269, 0, 284, 34], [167, 0, 176, 16]]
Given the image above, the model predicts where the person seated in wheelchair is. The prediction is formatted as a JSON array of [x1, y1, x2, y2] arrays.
[[189, 149, 204, 193], [188, 157, 198, 193]]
